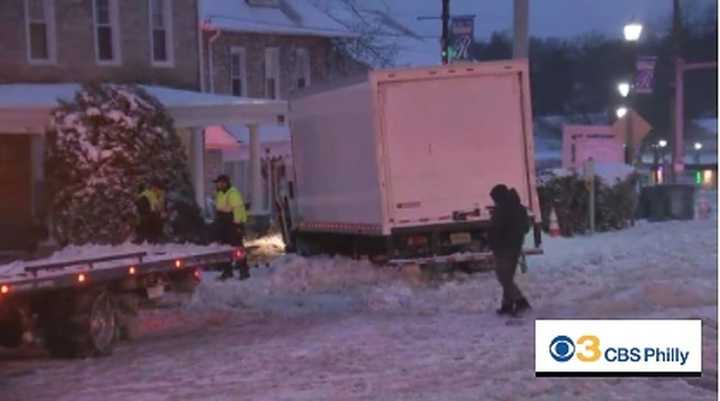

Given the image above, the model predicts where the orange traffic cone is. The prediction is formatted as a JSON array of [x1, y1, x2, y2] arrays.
[[549, 207, 561, 237]]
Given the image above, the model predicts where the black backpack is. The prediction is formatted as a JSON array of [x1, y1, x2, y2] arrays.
[[510, 188, 531, 235]]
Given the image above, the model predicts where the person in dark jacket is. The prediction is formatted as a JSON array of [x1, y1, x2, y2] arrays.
[[488, 184, 531, 315]]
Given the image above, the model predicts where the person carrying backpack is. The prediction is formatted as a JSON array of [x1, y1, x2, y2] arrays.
[[488, 184, 532, 316]]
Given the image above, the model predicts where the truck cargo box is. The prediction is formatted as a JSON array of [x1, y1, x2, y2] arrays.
[[287, 60, 541, 261]]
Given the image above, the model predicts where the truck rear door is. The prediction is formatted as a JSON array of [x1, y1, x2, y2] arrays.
[[377, 69, 534, 226]]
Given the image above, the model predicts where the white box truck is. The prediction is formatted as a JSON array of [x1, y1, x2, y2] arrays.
[[282, 59, 542, 265]]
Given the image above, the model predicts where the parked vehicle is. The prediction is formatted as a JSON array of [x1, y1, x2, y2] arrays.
[[0, 244, 244, 358], [277, 60, 542, 265]]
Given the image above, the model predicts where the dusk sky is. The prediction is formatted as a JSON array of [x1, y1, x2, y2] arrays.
[[375, 0, 717, 39]]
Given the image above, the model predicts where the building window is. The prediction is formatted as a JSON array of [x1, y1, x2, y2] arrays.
[[230, 47, 247, 97], [24, 0, 56, 63], [703, 170, 714, 185], [149, 0, 174, 66], [93, 0, 121, 64], [295, 48, 311, 89], [264, 47, 280, 99]]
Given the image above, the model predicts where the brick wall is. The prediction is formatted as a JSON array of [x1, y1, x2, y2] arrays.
[[0, 0, 200, 90]]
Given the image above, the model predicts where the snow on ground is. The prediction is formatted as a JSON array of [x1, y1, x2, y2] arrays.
[[1, 214, 717, 401]]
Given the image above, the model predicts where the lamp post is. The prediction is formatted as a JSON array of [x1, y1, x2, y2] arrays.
[[623, 22, 643, 42], [693, 142, 702, 165], [621, 21, 642, 165], [657, 139, 668, 183], [658, 139, 668, 166], [617, 82, 631, 98], [616, 106, 628, 119]]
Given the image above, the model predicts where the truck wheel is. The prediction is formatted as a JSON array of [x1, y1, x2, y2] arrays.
[[0, 304, 24, 348], [45, 290, 117, 358]]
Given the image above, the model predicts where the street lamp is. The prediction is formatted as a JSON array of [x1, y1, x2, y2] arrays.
[[620, 20, 642, 165], [624, 22, 643, 42], [694, 142, 703, 151], [618, 82, 631, 97], [658, 139, 668, 148], [616, 106, 628, 119]]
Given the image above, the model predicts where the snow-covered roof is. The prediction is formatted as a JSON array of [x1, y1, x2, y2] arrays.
[[0, 84, 278, 108], [0, 84, 288, 131], [201, 0, 357, 38]]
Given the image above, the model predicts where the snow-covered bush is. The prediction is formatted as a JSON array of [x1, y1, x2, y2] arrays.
[[537, 171, 638, 236], [46, 83, 202, 245]]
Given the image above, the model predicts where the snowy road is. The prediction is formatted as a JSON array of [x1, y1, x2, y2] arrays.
[[1, 216, 717, 401]]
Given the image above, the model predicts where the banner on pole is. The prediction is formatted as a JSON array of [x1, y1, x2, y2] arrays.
[[634, 56, 657, 94], [449, 15, 475, 62]]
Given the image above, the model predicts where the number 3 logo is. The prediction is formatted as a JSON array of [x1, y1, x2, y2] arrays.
[[576, 335, 602, 362]]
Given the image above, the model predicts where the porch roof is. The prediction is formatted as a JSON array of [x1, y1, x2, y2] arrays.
[[0, 84, 288, 133]]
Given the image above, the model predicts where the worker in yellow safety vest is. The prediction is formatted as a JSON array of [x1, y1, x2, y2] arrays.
[[135, 179, 166, 243], [213, 174, 250, 280]]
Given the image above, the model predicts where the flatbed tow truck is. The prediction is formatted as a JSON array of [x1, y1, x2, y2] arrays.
[[0, 243, 244, 358]]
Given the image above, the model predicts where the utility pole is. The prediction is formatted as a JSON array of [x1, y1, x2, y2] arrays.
[[670, 0, 683, 182], [441, 0, 450, 64], [513, 0, 529, 59]]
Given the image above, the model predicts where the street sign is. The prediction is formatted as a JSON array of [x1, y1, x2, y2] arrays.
[[634, 56, 657, 94], [449, 15, 475, 62], [611, 110, 652, 149]]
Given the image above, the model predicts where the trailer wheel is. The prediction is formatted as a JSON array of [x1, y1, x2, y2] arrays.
[[45, 290, 117, 358]]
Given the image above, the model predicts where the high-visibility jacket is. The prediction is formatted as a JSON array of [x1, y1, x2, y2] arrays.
[[216, 186, 247, 224], [139, 189, 162, 213]]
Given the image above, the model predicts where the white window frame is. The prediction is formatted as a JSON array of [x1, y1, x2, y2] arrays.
[[148, 0, 174, 67], [264, 47, 280, 100], [24, 0, 57, 65], [93, 0, 122, 66], [295, 48, 311, 89], [229, 47, 247, 97]]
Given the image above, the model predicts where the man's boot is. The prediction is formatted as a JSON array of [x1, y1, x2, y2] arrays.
[[496, 301, 514, 315], [514, 298, 532, 314], [237, 262, 250, 281]]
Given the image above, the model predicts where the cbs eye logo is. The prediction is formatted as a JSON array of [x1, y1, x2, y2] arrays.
[[549, 335, 602, 363]]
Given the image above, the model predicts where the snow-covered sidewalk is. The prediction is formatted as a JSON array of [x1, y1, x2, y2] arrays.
[[1, 216, 717, 401]]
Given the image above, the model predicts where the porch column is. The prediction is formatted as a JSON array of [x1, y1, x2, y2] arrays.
[[248, 124, 262, 215], [30, 134, 45, 220], [191, 127, 206, 212]]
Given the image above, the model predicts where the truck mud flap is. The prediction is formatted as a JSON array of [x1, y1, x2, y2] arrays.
[[388, 248, 544, 266]]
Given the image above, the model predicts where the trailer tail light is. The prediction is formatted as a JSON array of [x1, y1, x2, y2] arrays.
[[77, 273, 87, 284], [175, 259, 183, 269], [129, 266, 137, 275], [1, 285, 9, 295], [234, 248, 246, 260]]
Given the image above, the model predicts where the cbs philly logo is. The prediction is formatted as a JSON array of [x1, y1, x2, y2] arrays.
[[549, 335, 690, 366]]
